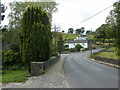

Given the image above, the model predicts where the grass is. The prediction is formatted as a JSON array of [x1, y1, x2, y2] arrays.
[[97, 47, 118, 60], [60, 33, 78, 40], [59, 32, 95, 40], [1, 70, 29, 83], [87, 35, 94, 39], [97, 52, 118, 60]]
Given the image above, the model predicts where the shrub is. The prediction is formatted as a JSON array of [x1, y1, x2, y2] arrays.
[[70, 48, 76, 52], [3, 50, 21, 69], [9, 44, 20, 51], [51, 52, 58, 57], [75, 44, 83, 52]]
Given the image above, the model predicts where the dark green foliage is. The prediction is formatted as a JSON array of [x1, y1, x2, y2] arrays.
[[105, 1, 120, 56], [8, 1, 58, 31], [75, 44, 83, 52], [51, 52, 58, 57], [57, 34, 64, 53], [3, 50, 21, 69], [3, 30, 20, 46], [9, 44, 20, 51], [114, 1, 120, 56], [20, 6, 52, 67], [75, 27, 85, 34], [68, 28, 74, 33], [70, 48, 76, 52], [86, 30, 92, 35], [95, 24, 107, 44]]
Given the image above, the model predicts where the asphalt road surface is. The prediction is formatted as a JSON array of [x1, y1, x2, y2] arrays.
[[64, 48, 119, 88]]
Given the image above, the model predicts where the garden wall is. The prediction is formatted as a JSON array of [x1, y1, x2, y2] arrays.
[[93, 56, 119, 65], [92, 49, 119, 65], [31, 55, 60, 76]]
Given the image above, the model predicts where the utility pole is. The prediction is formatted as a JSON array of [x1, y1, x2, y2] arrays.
[[90, 28, 93, 58], [53, 25, 60, 52]]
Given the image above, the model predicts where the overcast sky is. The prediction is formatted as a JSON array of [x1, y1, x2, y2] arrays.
[[1, 0, 117, 33], [52, 0, 117, 32]]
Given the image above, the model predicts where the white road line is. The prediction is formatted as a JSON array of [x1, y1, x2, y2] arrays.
[[95, 68, 102, 71]]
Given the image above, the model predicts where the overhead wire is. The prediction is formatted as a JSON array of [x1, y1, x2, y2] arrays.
[[72, 5, 113, 28]]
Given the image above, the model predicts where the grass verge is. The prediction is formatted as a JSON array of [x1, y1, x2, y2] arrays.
[[1, 70, 29, 83], [97, 47, 118, 60], [97, 51, 118, 60]]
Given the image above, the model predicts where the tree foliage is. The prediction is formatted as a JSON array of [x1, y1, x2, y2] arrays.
[[8, 1, 58, 31], [20, 6, 52, 66], [105, 0, 120, 56], [86, 30, 92, 35], [75, 44, 83, 52], [3, 29, 20, 46], [75, 27, 85, 34], [57, 34, 64, 53], [3, 50, 21, 69], [68, 28, 74, 33], [95, 24, 107, 44]]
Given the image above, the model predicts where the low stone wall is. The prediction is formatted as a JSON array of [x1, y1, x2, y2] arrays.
[[92, 49, 119, 65], [31, 62, 44, 76], [31, 55, 60, 76], [93, 56, 119, 65], [44, 56, 60, 70]]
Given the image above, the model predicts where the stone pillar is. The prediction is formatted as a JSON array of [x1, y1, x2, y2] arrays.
[[31, 62, 44, 76]]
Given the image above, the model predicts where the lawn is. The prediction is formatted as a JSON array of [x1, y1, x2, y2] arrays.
[[61, 33, 78, 40], [97, 52, 118, 60], [97, 47, 118, 60], [1, 70, 29, 83], [87, 35, 94, 39]]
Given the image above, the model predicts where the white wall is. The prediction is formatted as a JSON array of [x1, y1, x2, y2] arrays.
[[66, 43, 88, 49]]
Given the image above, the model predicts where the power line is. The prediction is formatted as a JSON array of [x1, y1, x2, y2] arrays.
[[72, 5, 113, 28]]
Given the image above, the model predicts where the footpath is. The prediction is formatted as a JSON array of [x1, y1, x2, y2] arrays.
[[2, 54, 69, 88]]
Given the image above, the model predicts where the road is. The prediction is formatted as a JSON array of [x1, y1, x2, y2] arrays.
[[64, 48, 119, 88]]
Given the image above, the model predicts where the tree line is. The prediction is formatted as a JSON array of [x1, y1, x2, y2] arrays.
[[94, 0, 120, 56]]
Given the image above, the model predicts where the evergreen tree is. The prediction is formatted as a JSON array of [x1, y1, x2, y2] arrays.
[[20, 6, 52, 67]]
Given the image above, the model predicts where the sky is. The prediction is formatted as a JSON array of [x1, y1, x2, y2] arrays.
[[52, 0, 117, 32], [1, 0, 117, 33]]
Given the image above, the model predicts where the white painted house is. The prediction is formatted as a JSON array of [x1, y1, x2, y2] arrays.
[[65, 35, 88, 49]]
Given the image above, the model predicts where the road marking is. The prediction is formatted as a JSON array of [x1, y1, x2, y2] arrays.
[[95, 68, 102, 71]]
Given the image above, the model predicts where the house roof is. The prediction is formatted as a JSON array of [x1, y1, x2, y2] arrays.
[[65, 40, 88, 43]]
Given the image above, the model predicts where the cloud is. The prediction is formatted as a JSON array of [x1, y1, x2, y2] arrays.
[[52, 0, 117, 32]]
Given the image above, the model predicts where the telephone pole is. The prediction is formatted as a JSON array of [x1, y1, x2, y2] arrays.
[[53, 25, 60, 52], [90, 28, 93, 58]]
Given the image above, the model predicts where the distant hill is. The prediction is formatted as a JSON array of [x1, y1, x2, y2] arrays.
[[58, 32, 78, 40], [59, 32, 94, 40], [52, 32, 94, 40]]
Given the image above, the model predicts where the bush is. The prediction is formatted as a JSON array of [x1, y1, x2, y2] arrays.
[[82, 48, 89, 51], [70, 48, 76, 52], [3, 50, 21, 69], [9, 44, 20, 51], [51, 52, 58, 57], [75, 44, 83, 52]]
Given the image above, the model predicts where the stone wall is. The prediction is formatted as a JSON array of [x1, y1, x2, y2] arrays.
[[31, 56, 60, 76], [93, 56, 119, 65], [92, 49, 119, 65]]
